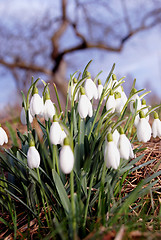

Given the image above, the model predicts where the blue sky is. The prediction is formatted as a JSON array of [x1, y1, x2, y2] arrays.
[[0, 0, 161, 108]]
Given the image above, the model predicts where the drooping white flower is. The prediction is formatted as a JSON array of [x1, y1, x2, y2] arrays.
[[69, 78, 78, 101], [30, 87, 43, 117], [106, 90, 116, 113], [97, 79, 104, 99], [104, 133, 120, 170], [84, 78, 98, 100], [137, 111, 151, 142], [0, 125, 8, 146], [59, 138, 74, 174], [43, 92, 56, 121], [117, 127, 134, 160], [78, 87, 93, 118], [152, 112, 161, 138], [20, 107, 33, 125], [27, 140, 40, 169], [49, 116, 62, 145]]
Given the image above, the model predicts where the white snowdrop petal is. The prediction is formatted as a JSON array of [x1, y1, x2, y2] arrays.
[[44, 99, 56, 121], [118, 135, 130, 160], [152, 119, 161, 138], [78, 95, 90, 118], [20, 108, 33, 125], [104, 141, 120, 169], [84, 79, 98, 100], [137, 118, 151, 142], [30, 94, 43, 116], [98, 84, 103, 99], [49, 122, 62, 145], [60, 130, 67, 146], [27, 146, 40, 169], [0, 127, 8, 145], [106, 95, 116, 113], [60, 145, 74, 174], [113, 129, 120, 146]]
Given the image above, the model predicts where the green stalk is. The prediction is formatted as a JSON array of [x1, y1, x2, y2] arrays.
[[70, 170, 76, 239], [97, 163, 107, 219], [37, 168, 50, 227], [53, 83, 62, 113], [83, 172, 95, 228], [53, 145, 60, 175]]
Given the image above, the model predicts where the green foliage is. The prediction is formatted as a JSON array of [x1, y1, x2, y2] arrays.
[[0, 61, 161, 239]]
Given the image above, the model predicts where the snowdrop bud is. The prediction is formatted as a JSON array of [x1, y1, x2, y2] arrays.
[[137, 111, 151, 142], [49, 115, 62, 145], [104, 133, 120, 170], [97, 79, 103, 99], [84, 78, 98, 100], [78, 87, 93, 118], [112, 74, 117, 81], [152, 112, 161, 138], [118, 127, 134, 160], [59, 138, 74, 174], [20, 105, 33, 125], [30, 87, 43, 117], [106, 90, 116, 113], [44, 92, 56, 121], [0, 125, 8, 146], [69, 78, 78, 101], [27, 139, 40, 169]]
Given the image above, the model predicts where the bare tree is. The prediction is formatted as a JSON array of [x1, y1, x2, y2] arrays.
[[0, 0, 161, 100]]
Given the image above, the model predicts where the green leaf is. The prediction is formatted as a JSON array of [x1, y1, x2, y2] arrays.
[[52, 169, 70, 214], [6, 122, 18, 147]]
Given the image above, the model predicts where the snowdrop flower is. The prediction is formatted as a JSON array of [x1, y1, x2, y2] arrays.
[[49, 115, 62, 145], [104, 133, 120, 170], [130, 88, 141, 114], [141, 99, 149, 121], [137, 111, 151, 142], [43, 92, 56, 121], [97, 79, 104, 99], [115, 92, 124, 113], [106, 90, 116, 113], [30, 87, 43, 117], [69, 78, 78, 101], [78, 87, 93, 118], [152, 112, 161, 138], [134, 114, 140, 127], [20, 104, 33, 125], [0, 125, 8, 146], [59, 138, 74, 174], [84, 75, 98, 100], [117, 127, 134, 160], [112, 128, 120, 146], [27, 139, 40, 169]]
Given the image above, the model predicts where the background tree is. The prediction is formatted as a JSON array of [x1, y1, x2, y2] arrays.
[[0, 0, 161, 101]]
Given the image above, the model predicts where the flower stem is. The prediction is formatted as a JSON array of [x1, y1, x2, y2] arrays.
[[70, 170, 76, 239]]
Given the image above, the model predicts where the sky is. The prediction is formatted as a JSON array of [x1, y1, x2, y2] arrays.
[[0, 0, 161, 108]]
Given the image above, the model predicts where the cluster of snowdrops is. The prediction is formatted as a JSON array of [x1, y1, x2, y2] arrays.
[[0, 70, 161, 172]]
